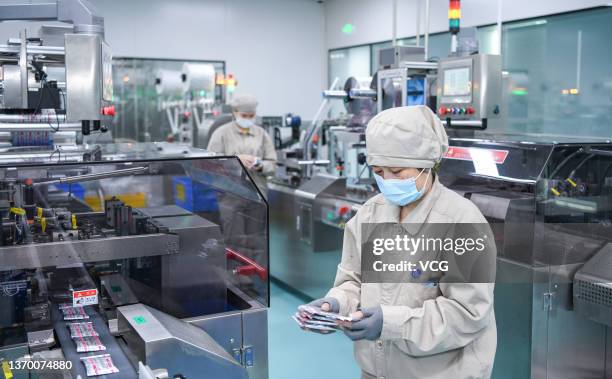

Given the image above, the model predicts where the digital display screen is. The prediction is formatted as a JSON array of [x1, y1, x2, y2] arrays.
[[443, 67, 471, 96]]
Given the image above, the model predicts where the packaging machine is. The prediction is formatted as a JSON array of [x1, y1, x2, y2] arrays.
[[439, 134, 612, 378], [0, 142, 269, 379], [0, 0, 114, 147]]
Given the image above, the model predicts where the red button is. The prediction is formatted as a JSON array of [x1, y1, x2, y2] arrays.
[[101, 106, 116, 116], [339, 206, 350, 216], [438, 107, 447, 115], [466, 107, 475, 115]]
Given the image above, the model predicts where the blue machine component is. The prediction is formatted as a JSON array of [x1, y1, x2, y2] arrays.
[[407, 78, 426, 106], [172, 176, 219, 212], [53, 183, 86, 200], [284, 114, 301, 128], [10, 131, 52, 146]]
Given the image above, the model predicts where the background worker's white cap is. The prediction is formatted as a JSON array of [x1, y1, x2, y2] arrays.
[[231, 94, 258, 113], [366, 105, 449, 169]]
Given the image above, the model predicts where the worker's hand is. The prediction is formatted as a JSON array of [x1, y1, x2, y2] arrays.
[[343, 306, 383, 341], [306, 297, 340, 313], [237, 154, 256, 168]]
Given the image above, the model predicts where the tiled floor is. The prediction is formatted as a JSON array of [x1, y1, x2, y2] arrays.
[[268, 282, 360, 379]]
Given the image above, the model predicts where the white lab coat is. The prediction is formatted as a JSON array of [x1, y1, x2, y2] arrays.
[[327, 175, 497, 379]]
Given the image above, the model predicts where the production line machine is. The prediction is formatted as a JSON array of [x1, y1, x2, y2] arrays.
[[0, 0, 114, 147], [439, 134, 612, 378], [0, 143, 269, 379], [269, 16, 612, 377]]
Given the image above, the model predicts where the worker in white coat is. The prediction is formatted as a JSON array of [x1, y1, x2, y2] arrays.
[[207, 94, 277, 195], [307, 106, 497, 379]]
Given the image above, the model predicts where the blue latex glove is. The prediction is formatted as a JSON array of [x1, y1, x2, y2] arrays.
[[306, 297, 340, 313], [343, 306, 383, 341]]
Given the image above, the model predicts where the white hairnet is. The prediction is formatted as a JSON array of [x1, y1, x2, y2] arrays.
[[230, 94, 258, 113], [366, 105, 449, 169]]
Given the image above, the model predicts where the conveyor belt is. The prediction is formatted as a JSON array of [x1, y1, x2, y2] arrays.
[[52, 305, 137, 378]]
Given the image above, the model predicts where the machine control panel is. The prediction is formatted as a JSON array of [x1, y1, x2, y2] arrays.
[[436, 54, 502, 129], [321, 203, 356, 229], [438, 106, 475, 115]]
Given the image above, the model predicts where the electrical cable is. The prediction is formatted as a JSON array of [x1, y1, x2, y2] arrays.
[[568, 154, 594, 180], [550, 148, 584, 179]]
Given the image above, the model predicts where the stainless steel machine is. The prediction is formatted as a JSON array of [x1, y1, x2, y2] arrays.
[[0, 0, 114, 146], [439, 134, 612, 378], [0, 142, 269, 379], [436, 54, 502, 129]]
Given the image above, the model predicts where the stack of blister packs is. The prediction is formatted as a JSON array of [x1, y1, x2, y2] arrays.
[[293, 305, 355, 332], [57, 303, 120, 376]]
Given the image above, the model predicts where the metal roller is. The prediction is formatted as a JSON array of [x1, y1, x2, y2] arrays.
[[343, 76, 376, 126]]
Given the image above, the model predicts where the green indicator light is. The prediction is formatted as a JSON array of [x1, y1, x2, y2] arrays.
[[512, 89, 528, 96], [327, 211, 334, 220], [342, 23, 355, 35], [199, 90, 206, 97], [133, 316, 147, 325]]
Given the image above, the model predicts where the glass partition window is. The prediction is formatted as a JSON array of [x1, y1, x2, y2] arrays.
[[328, 46, 371, 88], [328, 46, 371, 118], [328, 7, 612, 140], [477, 24, 500, 54], [112, 58, 225, 143], [502, 8, 612, 139]]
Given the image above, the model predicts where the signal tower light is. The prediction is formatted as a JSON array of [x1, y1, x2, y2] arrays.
[[449, 0, 461, 35]]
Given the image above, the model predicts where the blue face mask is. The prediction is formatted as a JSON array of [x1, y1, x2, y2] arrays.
[[374, 169, 430, 206]]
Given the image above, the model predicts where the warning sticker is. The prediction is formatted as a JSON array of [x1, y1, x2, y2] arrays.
[[445, 146, 509, 165], [73, 289, 98, 307]]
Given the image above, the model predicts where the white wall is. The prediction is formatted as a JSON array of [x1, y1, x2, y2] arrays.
[[0, 0, 326, 117], [324, 0, 610, 49]]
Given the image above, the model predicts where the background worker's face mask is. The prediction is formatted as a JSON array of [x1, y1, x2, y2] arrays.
[[236, 117, 254, 129], [374, 169, 431, 206]]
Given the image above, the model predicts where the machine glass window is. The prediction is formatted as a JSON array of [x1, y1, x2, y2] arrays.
[[0, 143, 269, 377]]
